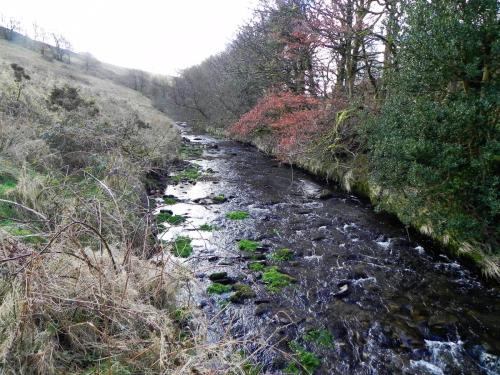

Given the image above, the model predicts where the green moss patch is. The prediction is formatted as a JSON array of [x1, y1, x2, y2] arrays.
[[213, 194, 227, 203], [207, 282, 232, 295], [199, 223, 217, 231], [238, 239, 260, 252], [304, 329, 333, 347], [172, 166, 201, 183], [229, 283, 256, 303], [157, 211, 186, 225], [180, 144, 203, 158], [226, 210, 250, 220], [262, 266, 295, 292], [269, 248, 294, 262], [248, 262, 265, 272], [285, 341, 321, 374], [163, 196, 177, 205], [0, 175, 16, 196], [171, 236, 193, 258]]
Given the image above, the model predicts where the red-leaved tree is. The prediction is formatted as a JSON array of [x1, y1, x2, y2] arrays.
[[230, 90, 326, 159]]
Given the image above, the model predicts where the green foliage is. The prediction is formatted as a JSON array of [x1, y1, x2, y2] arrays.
[[285, 341, 321, 374], [5, 226, 45, 245], [199, 223, 217, 231], [207, 282, 232, 295], [213, 194, 227, 203], [180, 144, 203, 158], [262, 266, 295, 292], [367, 0, 500, 252], [157, 211, 186, 225], [269, 248, 294, 261], [237, 239, 260, 252], [226, 210, 250, 220], [229, 283, 256, 303], [163, 196, 177, 205], [248, 262, 265, 272], [172, 236, 193, 257], [172, 166, 201, 183], [303, 329, 333, 347], [0, 175, 16, 196]]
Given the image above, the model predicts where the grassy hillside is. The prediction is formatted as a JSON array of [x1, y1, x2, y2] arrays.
[[0, 39, 233, 374]]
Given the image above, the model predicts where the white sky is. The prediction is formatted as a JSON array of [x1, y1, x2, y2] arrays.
[[1, 0, 257, 75]]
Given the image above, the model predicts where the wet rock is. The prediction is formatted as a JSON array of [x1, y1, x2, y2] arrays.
[[208, 256, 219, 262], [195, 273, 206, 279], [349, 264, 368, 279], [254, 299, 271, 305], [255, 304, 271, 317], [199, 300, 208, 308], [334, 281, 351, 298], [208, 272, 228, 281], [311, 232, 327, 241]]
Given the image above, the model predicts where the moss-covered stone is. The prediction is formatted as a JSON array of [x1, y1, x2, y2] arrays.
[[226, 210, 250, 220], [262, 266, 295, 292], [229, 283, 256, 303], [269, 248, 294, 262], [238, 239, 260, 252]]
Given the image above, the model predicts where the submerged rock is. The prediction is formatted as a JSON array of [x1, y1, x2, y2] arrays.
[[334, 281, 350, 298]]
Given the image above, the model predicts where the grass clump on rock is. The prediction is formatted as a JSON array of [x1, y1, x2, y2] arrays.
[[229, 283, 256, 303], [163, 196, 177, 205], [172, 236, 193, 257], [207, 282, 232, 295], [269, 248, 294, 262], [172, 166, 201, 183], [238, 239, 260, 252], [226, 210, 250, 220], [199, 223, 217, 231], [285, 341, 321, 374], [304, 328, 334, 347], [248, 262, 265, 272], [157, 211, 186, 225], [262, 266, 295, 292]]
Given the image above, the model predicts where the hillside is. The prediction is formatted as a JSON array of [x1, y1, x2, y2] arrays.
[[0, 38, 219, 374]]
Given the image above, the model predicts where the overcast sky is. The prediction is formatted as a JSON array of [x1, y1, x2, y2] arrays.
[[1, 0, 257, 75]]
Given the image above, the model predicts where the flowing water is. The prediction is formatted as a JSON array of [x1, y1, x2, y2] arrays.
[[154, 123, 500, 374]]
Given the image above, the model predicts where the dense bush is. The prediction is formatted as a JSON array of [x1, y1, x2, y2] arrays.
[[367, 0, 499, 254]]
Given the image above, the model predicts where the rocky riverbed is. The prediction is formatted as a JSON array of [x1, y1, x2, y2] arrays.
[[152, 123, 500, 375]]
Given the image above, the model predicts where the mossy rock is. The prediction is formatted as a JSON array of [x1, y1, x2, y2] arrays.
[[226, 210, 250, 220], [207, 282, 232, 295], [157, 211, 186, 225], [248, 261, 266, 272], [208, 272, 228, 281], [229, 283, 256, 303], [238, 239, 260, 252], [262, 266, 296, 292], [269, 248, 294, 262]]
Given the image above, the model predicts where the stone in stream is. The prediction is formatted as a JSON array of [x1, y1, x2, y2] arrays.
[[229, 283, 256, 304], [255, 303, 271, 317], [334, 281, 351, 298], [208, 272, 228, 281]]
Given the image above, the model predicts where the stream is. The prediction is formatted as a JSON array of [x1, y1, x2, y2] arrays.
[[154, 123, 500, 375]]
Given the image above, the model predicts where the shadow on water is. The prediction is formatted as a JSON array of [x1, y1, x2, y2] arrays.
[[154, 122, 500, 375]]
